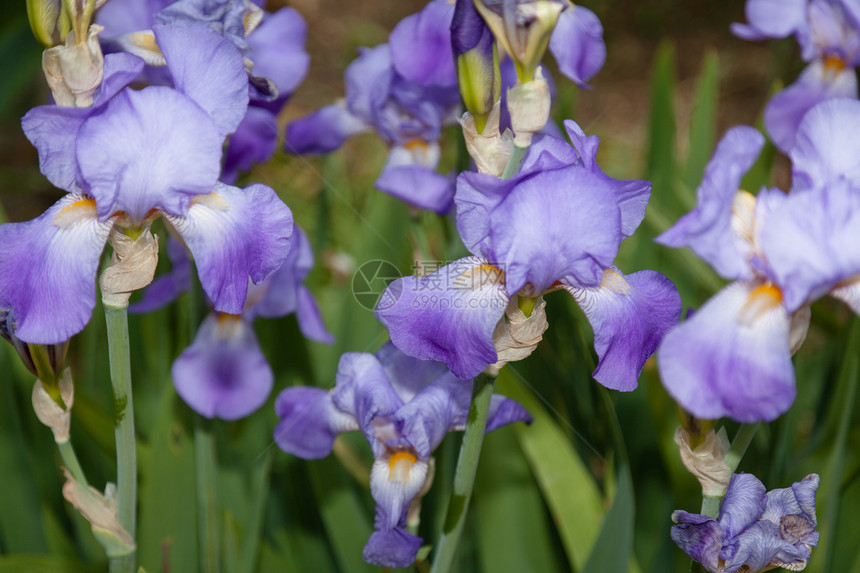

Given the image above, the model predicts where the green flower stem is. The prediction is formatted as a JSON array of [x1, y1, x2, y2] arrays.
[[104, 303, 137, 573], [56, 438, 88, 488], [430, 371, 496, 573], [698, 423, 760, 520], [195, 418, 221, 573], [501, 145, 527, 180]]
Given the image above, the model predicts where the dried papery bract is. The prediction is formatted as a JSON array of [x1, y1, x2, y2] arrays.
[[32, 369, 75, 443], [99, 227, 159, 309], [675, 426, 731, 497], [507, 65, 551, 147], [486, 295, 548, 375], [42, 24, 104, 107]]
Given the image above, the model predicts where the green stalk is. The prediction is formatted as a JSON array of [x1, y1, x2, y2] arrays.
[[195, 418, 221, 573], [698, 423, 760, 519], [104, 303, 137, 573], [430, 371, 496, 573], [501, 145, 527, 179], [57, 438, 88, 488]]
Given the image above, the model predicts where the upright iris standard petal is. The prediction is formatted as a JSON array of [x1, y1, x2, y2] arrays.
[[285, 104, 368, 154], [790, 97, 860, 192], [723, 521, 810, 572], [0, 195, 112, 344], [172, 313, 272, 420], [154, 23, 249, 138], [295, 287, 335, 344], [565, 267, 682, 391], [377, 257, 509, 380], [246, 7, 310, 99], [166, 182, 293, 315], [76, 86, 223, 221], [760, 180, 860, 312], [730, 0, 808, 40], [222, 106, 279, 184], [718, 473, 767, 539], [345, 45, 395, 123], [764, 63, 859, 154], [390, 0, 456, 87], [274, 386, 359, 458], [21, 52, 145, 193], [657, 126, 764, 280], [658, 282, 796, 422], [548, 5, 606, 87]]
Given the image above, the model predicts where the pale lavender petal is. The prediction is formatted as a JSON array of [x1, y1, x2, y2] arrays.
[[296, 286, 334, 344], [222, 106, 278, 184], [486, 394, 533, 431], [363, 528, 422, 568], [76, 87, 222, 221], [247, 7, 309, 98], [730, 0, 808, 40], [154, 23, 249, 137], [172, 314, 271, 419], [284, 104, 368, 155], [670, 510, 723, 572], [345, 44, 394, 122], [96, 52, 147, 105], [167, 182, 293, 315], [247, 226, 312, 320], [722, 521, 809, 573], [549, 6, 605, 87], [394, 373, 472, 458], [376, 257, 509, 380], [760, 180, 860, 312], [0, 195, 111, 343], [455, 170, 520, 259], [565, 267, 682, 391], [760, 474, 820, 530], [96, 0, 169, 35], [375, 164, 455, 214], [129, 236, 191, 313], [375, 342, 449, 403], [765, 63, 858, 154], [791, 97, 860, 192], [389, 0, 456, 87], [274, 386, 359, 459], [656, 126, 764, 281], [332, 352, 403, 453], [658, 282, 796, 422], [718, 473, 767, 540]]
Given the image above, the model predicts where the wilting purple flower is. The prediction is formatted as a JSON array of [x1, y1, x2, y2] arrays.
[[672, 473, 820, 573], [153, 226, 331, 419], [274, 343, 531, 567], [377, 120, 682, 387], [2, 24, 291, 344], [733, 0, 860, 152], [285, 1, 460, 214], [657, 100, 860, 422]]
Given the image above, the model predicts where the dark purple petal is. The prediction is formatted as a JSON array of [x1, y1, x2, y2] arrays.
[[791, 97, 860, 192], [0, 195, 111, 343], [718, 473, 767, 540], [486, 393, 533, 431], [390, 0, 456, 87], [274, 386, 359, 459], [670, 510, 723, 572], [247, 7, 309, 99], [548, 6, 605, 87], [656, 126, 764, 281], [658, 282, 796, 422], [129, 236, 191, 313], [222, 106, 279, 184], [154, 23, 249, 138], [375, 164, 455, 214], [167, 182, 293, 315], [764, 63, 858, 154], [451, 0, 491, 55], [363, 527, 423, 568], [565, 267, 682, 391], [760, 180, 860, 312], [284, 104, 368, 155], [172, 313, 271, 419], [376, 257, 509, 380], [76, 87, 223, 221], [332, 352, 404, 454]]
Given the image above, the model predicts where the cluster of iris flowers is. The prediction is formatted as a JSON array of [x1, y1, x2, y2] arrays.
[[2, 0, 853, 570]]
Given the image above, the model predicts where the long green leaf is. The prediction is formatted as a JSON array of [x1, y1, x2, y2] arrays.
[[583, 463, 635, 573], [683, 50, 719, 191]]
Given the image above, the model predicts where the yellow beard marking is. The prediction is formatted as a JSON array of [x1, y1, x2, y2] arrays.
[[454, 264, 504, 289], [737, 283, 783, 326], [191, 192, 230, 211], [731, 190, 757, 246], [53, 197, 97, 228], [824, 54, 847, 73], [388, 451, 418, 484], [131, 32, 163, 56], [600, 268, 631, 295]]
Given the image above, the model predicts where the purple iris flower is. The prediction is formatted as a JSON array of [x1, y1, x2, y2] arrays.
[[285, 1, 461, 214], [98, 0, 310, 182], [733, 0, 860, 152], [3, 24, 291, 344], [274, 343, 531, 567], [657, 99, 860, 422], [134, 226, 332, 419], [377, 120, 682, 388], [672, 473, 820, 573]]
